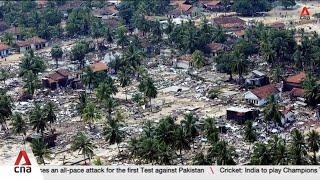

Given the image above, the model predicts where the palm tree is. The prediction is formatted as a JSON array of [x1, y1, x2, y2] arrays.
[[192, 152, 211, 165], [116, 25, 128, 51], [268, 135, 288, 165], [142, 121, 155, 139], [0, 92, 13, 130], [71, 132, 96, 165], [250, 143, 272, 165], [78, 92, 87, 114], [204, 117, 219, 144], [82, 67, 95, 91], [81, 102, 101, 130], [51, 45, 63, 68], [105, 97, 117, 121], [289, 129, 307, 165], [0, 68, 9, 87], [263, 95, 282, 133], [156, 116, 176, 146], [208, 140, 236, 165], [125, 42, 144, 70], [272, 66, 283, 83], [260, 41, 275, 65], [303, 74, 320, 107], [307, 130, 319, 165], [232, 50, 247, 80], [181, 113, 198, 149], [139, 137, 159, 164], [19, 50, 46, 77], [118, 68, 132, 101], [11, 113, 27, 144], [156, 141, 175, 165], [44, 101, 56, 133], [30, 104, 47, 137], [244, 120, 257, 143], [95, 77, 118, 102], [23, 70, 40, 98], [174, 124, 190, 164], [31, 138, 51, 165], [103, 112, 125, 153], [138, 76, 157, 110]]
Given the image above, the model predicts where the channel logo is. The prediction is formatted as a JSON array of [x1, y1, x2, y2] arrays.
[[14, 150, 32, 173]]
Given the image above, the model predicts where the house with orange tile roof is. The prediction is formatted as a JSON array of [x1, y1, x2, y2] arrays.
[[42, 69, 72, 90], [0, 42, 10, 57], [283, 71, 306, 91], [90, 62, 108, 73], [16, 36, 48, 53], [244, 84, 280, 106]]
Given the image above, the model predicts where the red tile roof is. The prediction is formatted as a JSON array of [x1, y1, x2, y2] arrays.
[[46, 69, 71, 82], [0, 43, 10, 51], [16, 36, 47, 47], [207, 42, 227, 52], [290, 88, 305, 97], [90, 62, 108, 72], [178, 54, 192, 62], [56, 69, 71, 77], [286, 72, 306, 84], [179, 4, 192, 12], [213, 16, 245, 25], [250, 84, 279, 99]]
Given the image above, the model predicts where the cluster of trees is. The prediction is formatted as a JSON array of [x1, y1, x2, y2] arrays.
[[232, 0, 272, 16], [168, 19, 226, 54], [1, 1, 63, 40], [19, 50, 46, 98], [118, 0, 170, 24], [249, 129, 319, 165]]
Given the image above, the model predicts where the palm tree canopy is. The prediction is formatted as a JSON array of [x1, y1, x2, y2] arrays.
[[72, 132, 96, 159], [11, 113, 27, 135], [30, 104, 47, 134]]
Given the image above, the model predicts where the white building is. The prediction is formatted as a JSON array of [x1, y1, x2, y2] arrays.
[[16, 37, 48, 53], [0, 43, 10, 57], [244, 84, 280, 106]]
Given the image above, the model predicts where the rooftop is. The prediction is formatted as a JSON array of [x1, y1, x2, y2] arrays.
[[286, 71, 306, 84], [250, 84, 279, 99], [90, 62, 108, 72], [0, 43, 10, 51], [16, 36, 47, 47], [212, 16, 246, 26], [227, 106, 254, 113]]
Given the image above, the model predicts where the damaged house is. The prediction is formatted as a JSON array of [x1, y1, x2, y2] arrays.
[[283, 71, 306, 91], [226, 107, 259, 124], [244, 84, 280, 106], [0, 43, 10, 57], [16, 36, 48, 53], [42, 69, 72, 90], [245, 70, 270, 87]]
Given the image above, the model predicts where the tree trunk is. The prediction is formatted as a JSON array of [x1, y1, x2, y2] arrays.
[[313, 151, 318, 165], [56, 58, 59, 69]]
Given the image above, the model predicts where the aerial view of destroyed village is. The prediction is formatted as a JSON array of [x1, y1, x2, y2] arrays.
[[0, 0, 320, 166]]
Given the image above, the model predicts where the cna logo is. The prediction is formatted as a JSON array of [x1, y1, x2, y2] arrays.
[[14, 150, 32, 173]]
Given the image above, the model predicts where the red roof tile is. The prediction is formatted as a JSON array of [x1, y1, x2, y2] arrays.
[[0, 43, 10, 51], [250, 84, 279, 99], [286, 72, 306, 84], [16, 36, 46, 47], [90, 62, 108, 72], [179, 4, 192, 12]]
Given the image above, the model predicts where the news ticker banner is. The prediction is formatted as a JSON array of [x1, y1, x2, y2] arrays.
[[1, 166, 320, 180]]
